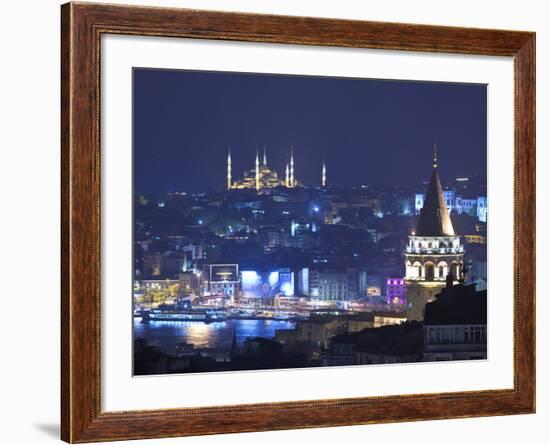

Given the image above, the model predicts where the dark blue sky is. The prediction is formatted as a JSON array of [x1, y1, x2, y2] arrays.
[[133, 68, 486, 192]]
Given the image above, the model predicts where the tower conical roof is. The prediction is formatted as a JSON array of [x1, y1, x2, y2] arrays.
[[415, 168, 455, 237]]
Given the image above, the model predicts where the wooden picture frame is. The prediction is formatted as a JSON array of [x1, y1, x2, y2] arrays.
[[61, 2, 535, 442]]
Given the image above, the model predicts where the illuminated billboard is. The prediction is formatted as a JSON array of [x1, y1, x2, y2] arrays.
[[204, 264, 239, 282], [240, 268, 294, 300]]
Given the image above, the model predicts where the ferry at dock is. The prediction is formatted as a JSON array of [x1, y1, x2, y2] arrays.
[[140, 303, 227, 323]]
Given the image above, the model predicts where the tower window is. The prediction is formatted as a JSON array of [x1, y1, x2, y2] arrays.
[[424, 263, 435, 281]]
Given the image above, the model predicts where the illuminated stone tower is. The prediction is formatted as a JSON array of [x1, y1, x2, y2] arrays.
[[263, 145, 267, 166], [404, 144, 465, 321], [227, 146, 232, 190], [322, 158, 327, 187], [289, 147, 295, 188]]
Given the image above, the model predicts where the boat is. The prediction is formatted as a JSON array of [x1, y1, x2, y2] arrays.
[[141, 304, 227, 323]]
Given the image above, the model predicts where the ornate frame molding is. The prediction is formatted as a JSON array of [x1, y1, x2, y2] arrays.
[[61, 2, 535, 442]]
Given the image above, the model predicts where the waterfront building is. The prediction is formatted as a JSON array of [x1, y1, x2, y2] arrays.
[[404, 147, 465, 321], [134, 279, 181, 304], [136, 279, 180, 292], [315, 269, 349, 300], [305, 267, 361, 301], [178, 271, 200, 295], [202, 264, 240, 300], [304, 269, 392, 301], [240, 268, 294, 303]]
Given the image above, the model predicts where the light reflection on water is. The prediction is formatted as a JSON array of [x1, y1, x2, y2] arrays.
[[133, 318, 296, 353]]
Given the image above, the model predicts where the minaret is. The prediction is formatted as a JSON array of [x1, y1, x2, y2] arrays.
[[255, 146, 260, 191], [322, 157, 327, 188], [227, 146, 232, 190], [433, 142, 438, 169], [263, 145, 267, 166], [285, 162, 290, 187], [289, 146, 295, 188]]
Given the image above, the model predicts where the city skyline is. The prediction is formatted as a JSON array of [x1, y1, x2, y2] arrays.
[[134, 68, 487, 193], [133, 68, 488, 375]]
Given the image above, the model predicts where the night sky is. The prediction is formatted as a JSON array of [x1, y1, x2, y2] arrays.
[[133, 68, 487, 193]]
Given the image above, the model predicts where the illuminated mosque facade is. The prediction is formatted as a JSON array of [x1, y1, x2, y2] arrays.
[[227, 146, 327, 190]]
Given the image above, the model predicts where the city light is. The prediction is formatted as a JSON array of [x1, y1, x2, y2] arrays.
[[241, 270, 260, 286], [280, 282, 293, 296], [268, 271, 279, 287]]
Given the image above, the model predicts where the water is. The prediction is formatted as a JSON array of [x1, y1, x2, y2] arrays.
[[134, 318, 296, 354]]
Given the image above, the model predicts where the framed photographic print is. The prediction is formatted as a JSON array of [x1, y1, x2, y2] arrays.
[[61, 2, 535, 442]]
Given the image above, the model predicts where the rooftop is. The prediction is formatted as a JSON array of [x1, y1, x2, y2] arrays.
[[424, 284, 487, 325], [415, 150, 456, 237]]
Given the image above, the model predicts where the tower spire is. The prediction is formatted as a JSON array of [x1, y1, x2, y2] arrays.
[[227, 145, 232, 190], [416, 145, 455, 237], [263, 144, 267, 166], [289, 146, 295, 188]]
